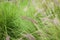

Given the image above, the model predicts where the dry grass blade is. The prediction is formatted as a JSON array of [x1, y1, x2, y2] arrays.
[[21, 33, 35, 40], [6, 35, 10, 40], [21, 16, 38, 24]]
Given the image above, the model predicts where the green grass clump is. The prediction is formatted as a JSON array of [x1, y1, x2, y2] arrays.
[[0, 2, 21, 40], [0, 0, 60, 40]]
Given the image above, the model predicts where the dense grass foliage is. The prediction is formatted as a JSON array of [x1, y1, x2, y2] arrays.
[[0, 0, 60, 40]]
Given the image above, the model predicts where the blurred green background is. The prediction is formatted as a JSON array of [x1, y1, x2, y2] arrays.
[[0, 0, 60, 40]]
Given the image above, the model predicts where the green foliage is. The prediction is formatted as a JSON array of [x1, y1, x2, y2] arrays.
[[0, 2, 21, 40], [0, 0, 60, 40]]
